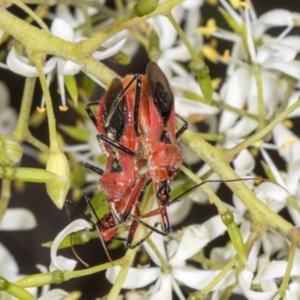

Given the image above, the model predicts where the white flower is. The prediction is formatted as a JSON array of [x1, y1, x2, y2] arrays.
[[239, 249, 300, 299], [216, 4, 300, 141], [272, 123, 300, 164], [106, 216, 235, 299], [50, 219, 91, 271], [260, 147, 300, 226]]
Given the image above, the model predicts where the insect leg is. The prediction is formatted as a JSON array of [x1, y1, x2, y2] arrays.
[[84, 162, 104, 176], [175, 113, 188, 139], [86, 101, 100, 127], [96, 134, 139, 157]]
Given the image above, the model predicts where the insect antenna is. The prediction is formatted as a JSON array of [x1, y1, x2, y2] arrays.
[[65, 200, 90, 267]]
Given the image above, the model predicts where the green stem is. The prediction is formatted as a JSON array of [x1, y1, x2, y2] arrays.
[[27, 133, 50, 154], [146, 238, 170, 273], [13, 77, 36, 142], [191, 255, 225, 269], [65, 259, 124, 280], [12, 0, 50, 33], [278, 76, 297, 114], [166, 12, 202, 68], [252, 64, 265, 131], [226, 99, 300, 160], [277, 228, 298, 297], [31, 54, 59, 150], [0, 179, 11, 224]]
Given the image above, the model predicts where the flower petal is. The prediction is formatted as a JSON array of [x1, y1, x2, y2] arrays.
[[0, 208, 37, 231], [263, 60, 300, 79], [50, 219, 91, 271], [38, 289, 69, 300], [0, 242, 19, 276], [7, 48, 56, 77], [169, 225, 210, 266], [58, 60, 81, 76], [232, 149, 255, 176], [239, 270, 278, 300], [106, 266, 160, 289], [173, 266, 235, 290], [51, 18, 74, 42], [149, 275, 173, 300], [93, 38, 127, 60], [143, 230, 167, 267], [219, 67, 250, 133]]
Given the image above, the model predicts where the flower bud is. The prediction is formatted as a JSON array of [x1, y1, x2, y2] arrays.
[[133, 0, 158, 17], [221, 211, 247, 265], [0, 135, 22, 166], [46, 150, 70, 209]]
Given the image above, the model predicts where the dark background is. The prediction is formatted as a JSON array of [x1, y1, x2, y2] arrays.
[[1, 0, 300, 299]]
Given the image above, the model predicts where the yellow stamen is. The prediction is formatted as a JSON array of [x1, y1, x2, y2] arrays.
[[293, 19, 299, 26], [283, 119, 293, 129], [254, 177, 262, 185], [59, 105, 68, 111], [202, 45, 219, 63], [205, 0, 218, 5], [229, 0, 241, 9], [254, 140, 264, 148], [239, 2, 251, 9], [37, 106, 46, 113], [222, 49, 230, 63], [279, 144, 286, 156], [197, 19, 217, 38], [285, 136, 296, 144], [188, 115, 205, 123], [212, 77, 222, 90]]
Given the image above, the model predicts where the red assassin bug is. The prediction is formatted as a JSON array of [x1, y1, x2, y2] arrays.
[[137, 62, 187, 233], [85, 71, 162, 248], [87, 62, 187, 234], [86, 62, 187, 236]]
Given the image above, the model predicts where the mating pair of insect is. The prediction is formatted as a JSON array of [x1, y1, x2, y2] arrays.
[[71, 62, 187, 259]]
